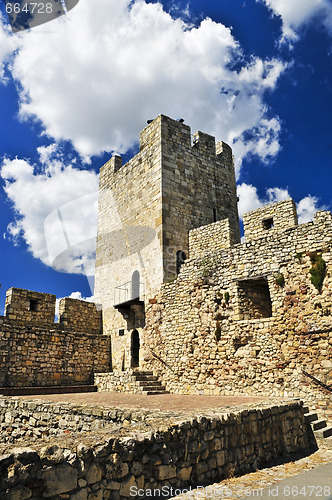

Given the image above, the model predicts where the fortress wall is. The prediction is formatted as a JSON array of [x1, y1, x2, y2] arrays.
[[4, 288, 56, 325], [142, 210, 332, 420], [0, 319, 111, 387], [58, 297, 102, 334], [243, 199, 298, 240], [189, 218, 233, 260], [161, 118, 240, 281]]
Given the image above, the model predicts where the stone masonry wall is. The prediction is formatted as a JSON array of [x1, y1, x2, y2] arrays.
[[0, 399, 311, 500], [0, 319, 111, 387], [94, 115, 241, 371], [243, 199, 298, 240], [142, 207, 332, 421], [189, 219, 234, 260], [5, 288, 56, 325], [0, 288, 111, 388], [58, 298, 102, 334]]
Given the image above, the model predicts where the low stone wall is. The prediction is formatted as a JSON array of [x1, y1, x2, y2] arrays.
[[94, 371, 145, 394], [0, 320, 111, 387], [0, 399, 311, 499]]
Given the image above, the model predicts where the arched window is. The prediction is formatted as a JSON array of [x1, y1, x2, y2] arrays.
[[131, 271, 140, 299], [176, 250, 186, 275]]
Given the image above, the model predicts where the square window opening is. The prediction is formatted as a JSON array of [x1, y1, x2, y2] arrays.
[[263, 218, 274, 230], [237, 278, 272, 320], [29, 299, 38, 312]]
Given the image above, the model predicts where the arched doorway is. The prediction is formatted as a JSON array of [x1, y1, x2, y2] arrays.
[[132, 271, 140, 300], [131, 329, 140, 368]]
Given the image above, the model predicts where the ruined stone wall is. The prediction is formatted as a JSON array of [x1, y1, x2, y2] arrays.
[[243, 198, 298, 240], [58, 297, 102, 334], [142, 208, 332, 420], [0, 400, 310, 500]]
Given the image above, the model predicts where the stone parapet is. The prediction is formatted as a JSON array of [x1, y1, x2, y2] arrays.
[[189, 218, 234, 259], [58, 297, 102, 334], [4, 288, 56, 325], [243, 199, 298, 240], [0, 320, 111, 387]]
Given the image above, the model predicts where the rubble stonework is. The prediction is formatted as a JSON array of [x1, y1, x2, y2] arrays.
[[0, 399, 311, 500], [139, 208, 332, 419]]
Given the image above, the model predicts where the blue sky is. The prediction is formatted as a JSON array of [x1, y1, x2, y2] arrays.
[[0, 0, 331, 310]]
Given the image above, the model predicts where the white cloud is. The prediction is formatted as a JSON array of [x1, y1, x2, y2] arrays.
[[237, 182, 323, 222], [258, 0, 332, 42], [297, 195, 322, 224], [1, 148, 98, 275], [0, 0, 287, 170], [0, 13, 20, 82]]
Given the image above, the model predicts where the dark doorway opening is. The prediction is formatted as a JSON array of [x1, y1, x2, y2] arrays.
[[131, 329, 140, 368]]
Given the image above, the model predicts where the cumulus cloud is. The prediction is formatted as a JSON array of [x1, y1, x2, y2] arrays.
[[1, 0, 287, 170], [1, 148, 98, 275], [237, 182, 323, 222], [258, 0, 332, 42]]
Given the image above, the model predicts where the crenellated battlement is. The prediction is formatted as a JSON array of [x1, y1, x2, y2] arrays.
[[2, 287, 102, 334]]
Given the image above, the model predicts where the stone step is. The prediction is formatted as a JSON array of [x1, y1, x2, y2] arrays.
[[312, 419, 327, 431], [134, 375, 159, 382], [138, 382, 162, 389], [132, 371, 154, 376], [304, 412, 318, 423], [302, 405, 310, 414], [314, 426, 332, 439], [143, 390, 170, 395]]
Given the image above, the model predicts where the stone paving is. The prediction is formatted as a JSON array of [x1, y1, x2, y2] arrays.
[[17, 391, 273, 411]]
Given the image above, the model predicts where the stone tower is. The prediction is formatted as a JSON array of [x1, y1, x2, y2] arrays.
[[94, 114, 240, 369]]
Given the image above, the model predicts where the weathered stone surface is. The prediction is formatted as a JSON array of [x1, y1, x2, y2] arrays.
[[86, 463, 102, 485], [119, 475, 137, 497], [38, 464, 78, 497], [8, 485, 32, 500]]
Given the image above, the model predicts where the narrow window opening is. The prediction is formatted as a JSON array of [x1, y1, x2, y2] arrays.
[[213, 208, 217, 222], [263, 218, 274, 230], [176, 250, 186, 275], [119, 329, 125, 336], [29, 299, 38, 312]]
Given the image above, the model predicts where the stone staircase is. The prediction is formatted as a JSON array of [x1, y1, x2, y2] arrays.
[[303, 405, 332, 439], [132, 371, 169, 395]]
